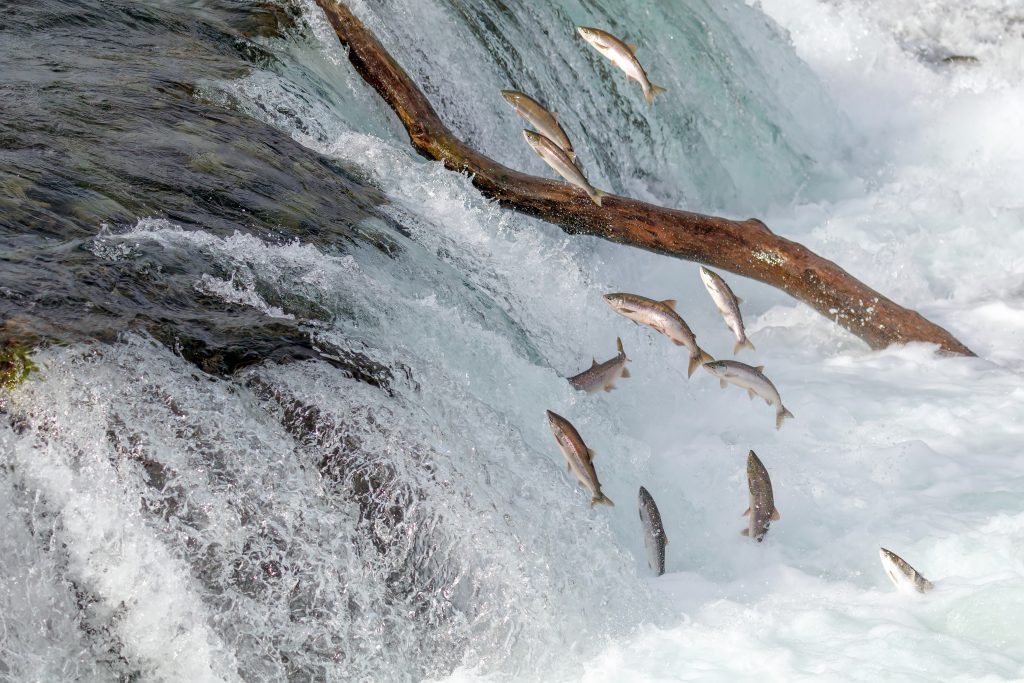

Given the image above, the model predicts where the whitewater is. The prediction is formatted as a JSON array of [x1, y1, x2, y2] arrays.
[[1, 0, 1023, 681]]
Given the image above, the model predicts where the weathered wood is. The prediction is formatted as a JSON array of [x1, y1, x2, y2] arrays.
[[313, 0, 973, 355]]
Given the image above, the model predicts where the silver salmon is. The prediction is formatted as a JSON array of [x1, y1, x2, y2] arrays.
[[577, 26, 666, 105], [501, 90, 576, 162], [638, 486, 668, 575], [699, 267, 754, 354], [702, 360, 793, 429], [546, 410, 614, 507], [742, 450, 779, 542], [603, 293, 713, 377], [879, 548, 933, 594], [523, 130, 608, 206], [568, 337, 631, 393]]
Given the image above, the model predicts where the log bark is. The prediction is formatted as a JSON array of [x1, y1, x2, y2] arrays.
[[313, 0, 973, 356]]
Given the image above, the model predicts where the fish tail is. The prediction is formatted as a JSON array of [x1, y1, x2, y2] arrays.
[[687, 347, 714, 377], [645, 84, 667, 104], [733, 338, 756, 354], [776, 406, 795, 430], [591, 493, 615, 508]]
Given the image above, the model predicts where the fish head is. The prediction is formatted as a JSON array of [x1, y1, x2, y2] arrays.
[[699, 266, 717, 287], [702, 360, 726, 378], [546, 409, 569, 439], [879, 547, 917, 592], [501, 90, 523, 106], [638, 486, 653, 505], [603, 293, 633, 313], [522, 129, 543, 149], [746, 450, 767, 479]]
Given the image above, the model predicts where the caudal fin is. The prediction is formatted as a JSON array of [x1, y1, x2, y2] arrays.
[[589, 188, 610, 207], [775, 406, 795, 430], [687, 347, 714, 378], [644, 84, 667, 105], [591, 493, 615, 508], [733, 338, 756, 355]]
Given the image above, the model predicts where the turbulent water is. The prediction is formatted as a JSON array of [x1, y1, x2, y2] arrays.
[[2, 0, 1023, 680]]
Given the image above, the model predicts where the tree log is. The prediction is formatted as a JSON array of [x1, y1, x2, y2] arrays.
[[313, 0, 973, 356]]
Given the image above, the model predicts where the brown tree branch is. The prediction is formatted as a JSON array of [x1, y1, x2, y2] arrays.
[[313, 0, 973, 356]]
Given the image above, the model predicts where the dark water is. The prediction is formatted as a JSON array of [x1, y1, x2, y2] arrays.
[[1, 0, 402, 375]]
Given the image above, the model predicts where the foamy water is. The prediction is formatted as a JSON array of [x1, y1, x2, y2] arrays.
[[2, 0, 1023, 680]]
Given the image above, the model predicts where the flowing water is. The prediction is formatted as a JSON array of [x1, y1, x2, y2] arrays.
[[2, 0, 1023, 680]]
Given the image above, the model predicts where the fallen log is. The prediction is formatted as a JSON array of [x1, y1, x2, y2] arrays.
[[312, 0, 973, 356]]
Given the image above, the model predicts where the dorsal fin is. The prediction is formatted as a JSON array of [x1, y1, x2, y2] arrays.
[[735, 296, 744, 305], [591, 357, 598, 367], [662, 299, 677, 309], [616, 337, 624, 354], [755, 365, 765, 372], [627, 43, 638, 54], [586, 448, 596, 462], [551, 111, 559, 119]]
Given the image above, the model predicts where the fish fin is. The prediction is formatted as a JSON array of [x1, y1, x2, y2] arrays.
[[771, 507, 780, 521], [551, 111, 559, 119], [735, 296, 744, 305], [742, 507, 750, 517], [620, 367, 631, 378], [663, 533, 669, 545], [567, 462, 571, 472], [616, 337, 624, 354], [740, 528, 750, 536], [627, 43, 638, 54], [661, 299, 677, 309], [747, 389, 756, 400], [720, 379, 727, 389], [921, 579, 934, 593], [645, 84, 667, 104], [591, 493, 614, 508], [589, 188, 610, 207], [591, 358, 598, 368], [734, 338, 756, 354], [604, 385, 616, 392], [776, 407, 794, 430], [755, 365, 765, 372], [567, 150, 577, 163], [672, 339, 686, 347], [587, 448, 597, 461], [620, 307, 637, 314], [688, 347, 713, 376]]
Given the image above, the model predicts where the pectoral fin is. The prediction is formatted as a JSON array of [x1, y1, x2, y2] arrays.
[[742, 507, 751, 517], [604, 385, 616, 392], [771, 508, 781, 521], [740, 528, 750, 537], [747, 389, 756, 400], [720, 379, 727, 389], [620, 367, 631, 378]]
